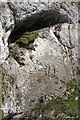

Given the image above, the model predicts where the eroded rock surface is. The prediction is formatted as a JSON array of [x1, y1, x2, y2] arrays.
[[0, 0, 79, 117]]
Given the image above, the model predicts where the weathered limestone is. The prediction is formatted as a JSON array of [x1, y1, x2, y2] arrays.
[[0, 0, 79, 117]]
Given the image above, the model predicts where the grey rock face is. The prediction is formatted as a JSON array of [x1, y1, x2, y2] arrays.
[[0, 0, 79, 117], [0, 3, 14, 63], [0, 1, 78, 62]]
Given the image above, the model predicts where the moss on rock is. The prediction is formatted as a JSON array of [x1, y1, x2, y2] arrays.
[[16, 31, 38, 46]]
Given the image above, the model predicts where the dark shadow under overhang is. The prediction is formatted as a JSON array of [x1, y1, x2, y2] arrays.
[[8, 9, 70, 43]]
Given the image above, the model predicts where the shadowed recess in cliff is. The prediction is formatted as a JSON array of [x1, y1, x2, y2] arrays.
[[8, 9, 71, 43]]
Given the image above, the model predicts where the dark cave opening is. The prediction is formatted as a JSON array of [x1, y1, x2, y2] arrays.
[[8, 9, 70, 43]]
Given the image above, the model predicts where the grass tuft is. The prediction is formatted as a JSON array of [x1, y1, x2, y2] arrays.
[[16, 31, 38, 46]]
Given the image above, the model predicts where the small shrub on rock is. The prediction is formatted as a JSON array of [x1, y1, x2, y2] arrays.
[[16, 31, 38, 46]]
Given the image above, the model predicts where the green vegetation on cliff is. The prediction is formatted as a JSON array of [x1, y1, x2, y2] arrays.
[[16, 31, 38, 46], [30, 79, 79, 119]]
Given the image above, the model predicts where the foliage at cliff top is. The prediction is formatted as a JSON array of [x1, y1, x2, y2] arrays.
[[16, 31, 38, 46]]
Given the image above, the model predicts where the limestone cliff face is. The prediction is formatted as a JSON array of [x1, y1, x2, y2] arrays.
[[0, 0, 79, 117]]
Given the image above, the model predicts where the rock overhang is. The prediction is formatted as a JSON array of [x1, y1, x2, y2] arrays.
[[8, 2, 73, 43]]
